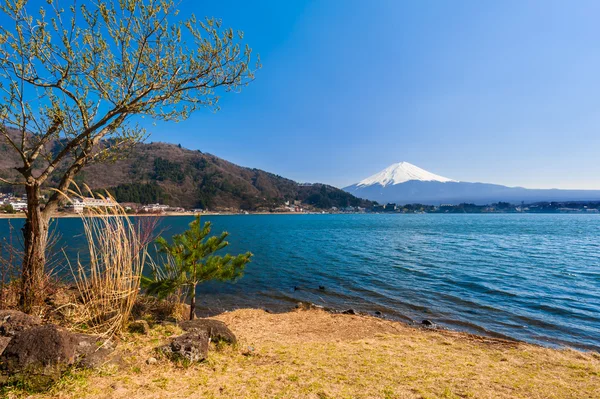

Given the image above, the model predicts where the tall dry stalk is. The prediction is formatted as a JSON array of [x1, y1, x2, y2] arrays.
[[64, 186, 157, 338]]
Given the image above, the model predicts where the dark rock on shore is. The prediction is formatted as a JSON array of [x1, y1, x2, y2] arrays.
[[179, 319, 237, 345], [421, 319, 437, 328], [0, 310, 42, 337], [162, 330, 209, 363], [0, 310, 115, 390], [374, 311, 382, 316], [342, 309, 357, 315], [0, 324, 76, 390]]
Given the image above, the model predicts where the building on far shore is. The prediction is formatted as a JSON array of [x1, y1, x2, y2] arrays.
[[141, 203, 170, 213], [66, 198, 118, 213], [372, 204, 385, 212], [384, 203, 397, 212], [4, 198, 28, 211]]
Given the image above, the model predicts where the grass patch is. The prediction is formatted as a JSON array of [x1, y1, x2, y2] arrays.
[[6, 308, 599, 399]]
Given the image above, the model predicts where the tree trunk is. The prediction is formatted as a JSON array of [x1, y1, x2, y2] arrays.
[[19, 183, 50, 313], [189, 283, 197, 321]]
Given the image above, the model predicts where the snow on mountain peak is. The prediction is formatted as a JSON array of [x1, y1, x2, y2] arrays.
[[356, 162, 457, 187]]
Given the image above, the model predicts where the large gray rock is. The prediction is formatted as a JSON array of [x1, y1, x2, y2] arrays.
[[0, 310, 42, 337], [162, 330, 209, 363], [0, 324, 76, 390], [72, 333, 115, 369], [0, 320, 116, 390], [179, 319, 237, 345]]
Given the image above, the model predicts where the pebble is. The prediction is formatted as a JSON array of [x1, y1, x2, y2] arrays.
[[421, 319, 437, 328], [146, 357, 158, 365]]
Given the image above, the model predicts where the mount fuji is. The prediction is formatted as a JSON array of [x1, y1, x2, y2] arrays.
[[343, 162, 600, 205]]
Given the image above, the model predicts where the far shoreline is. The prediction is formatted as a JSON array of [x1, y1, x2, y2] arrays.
[[0, 211, 324, 220], [1, 211, 598, 220]]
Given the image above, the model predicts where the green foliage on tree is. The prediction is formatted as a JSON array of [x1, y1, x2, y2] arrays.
[[0, 204, 15, 214], [142, 216, 252, 320], [0, 0, 257, 311]]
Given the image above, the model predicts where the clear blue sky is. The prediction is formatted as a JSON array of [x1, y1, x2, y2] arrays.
[[13, 0, 600, 189]]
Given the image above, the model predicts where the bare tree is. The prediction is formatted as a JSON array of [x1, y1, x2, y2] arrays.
[[0, 0, 257, 312]]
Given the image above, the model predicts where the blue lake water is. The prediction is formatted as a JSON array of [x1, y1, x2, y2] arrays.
[[1, 214, 599, 351]]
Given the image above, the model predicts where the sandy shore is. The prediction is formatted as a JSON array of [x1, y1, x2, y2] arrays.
[[5, 308, 598, 399]]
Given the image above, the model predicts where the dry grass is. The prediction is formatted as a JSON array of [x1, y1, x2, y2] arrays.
[[65, 188, 156, 338], [131, 294, 189, 323], [3, 308, 599, 399]]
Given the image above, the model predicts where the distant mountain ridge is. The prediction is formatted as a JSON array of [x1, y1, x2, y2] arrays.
[[0, 135, 372, 210], [344, 162, 600, 205]]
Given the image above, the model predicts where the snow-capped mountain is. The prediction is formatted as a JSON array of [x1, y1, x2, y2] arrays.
[[356, 161, 456, 187], [344, 162, 600, 205]]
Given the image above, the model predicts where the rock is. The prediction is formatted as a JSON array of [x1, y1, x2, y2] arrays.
[[421, 319, 437, 328], [374, 311, 382, 316], [162, 330, 209, 363], [72, 333, 115, 369], [0, 310, 42, 337], [146, 357, 158, 365], [342, 309, 356, 315], [128, 320, 150, 335], [319, 285, 326, 290], [179, 319, 237, 345], [0, 324, 76, 390], [242, 346, 255, 356], [295, 302, 325, 311], [0, 337, 11, 356]]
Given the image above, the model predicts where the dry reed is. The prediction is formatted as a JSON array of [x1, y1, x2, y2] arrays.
[[62, 186, 157, 338]]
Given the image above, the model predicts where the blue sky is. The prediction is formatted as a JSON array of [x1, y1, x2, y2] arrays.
[[8, 0, 600, 189], [149, 0, 600, 189]]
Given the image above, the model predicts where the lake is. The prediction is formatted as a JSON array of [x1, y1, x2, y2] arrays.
[[1, 214, 599, 351]]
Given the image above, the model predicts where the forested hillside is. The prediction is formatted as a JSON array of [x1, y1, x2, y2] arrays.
[[1, 134, 371, 210]]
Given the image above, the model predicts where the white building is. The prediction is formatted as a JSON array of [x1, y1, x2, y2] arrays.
[[141, 203, 170, 213], [66, 198, 117, 213], [6, 199, 27, 211]]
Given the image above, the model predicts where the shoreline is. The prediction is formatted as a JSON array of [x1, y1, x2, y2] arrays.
[[195, 301, 597, 353], [1, 211, 599, 220], [0, 211, 323, 219], [1, 215, 597, 352]]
